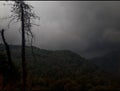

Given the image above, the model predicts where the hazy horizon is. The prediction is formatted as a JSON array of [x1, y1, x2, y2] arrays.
[[0, 1, 120, 58]]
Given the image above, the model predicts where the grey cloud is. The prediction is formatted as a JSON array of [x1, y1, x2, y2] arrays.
[[0, 1, 120, 58]]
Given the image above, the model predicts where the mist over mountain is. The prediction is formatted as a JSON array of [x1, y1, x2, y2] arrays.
[[1, 1, 120, 90], [1, 1, 120, 58], [90, 49, 120, 75]]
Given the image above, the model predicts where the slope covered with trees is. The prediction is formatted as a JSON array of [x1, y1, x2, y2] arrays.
[[0, 44, 120, 90], [90, 49, 120, 76]]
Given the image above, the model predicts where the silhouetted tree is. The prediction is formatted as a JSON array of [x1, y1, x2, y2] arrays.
[[7, 0, 40, 91], [0, 29, 12, 66], [0, 29, 20, 89]]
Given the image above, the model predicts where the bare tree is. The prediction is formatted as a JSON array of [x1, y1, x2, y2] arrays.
[[6, 0, 40, 91], [0, 29, 12, 66], [0, 29, 20, 90], [0, 29, 12, 89]]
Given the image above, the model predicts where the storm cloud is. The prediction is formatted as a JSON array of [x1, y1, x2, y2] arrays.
[[0, 1, 120, 58]]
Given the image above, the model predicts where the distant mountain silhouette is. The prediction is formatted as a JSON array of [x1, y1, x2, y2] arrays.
[[1, 44, 120, 78], [1, 44, 120, 90], [0, 44, 97, 78], [90, 49, 120, 76]]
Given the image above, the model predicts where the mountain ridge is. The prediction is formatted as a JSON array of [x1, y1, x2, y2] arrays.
[[0, 44, 95, 78]]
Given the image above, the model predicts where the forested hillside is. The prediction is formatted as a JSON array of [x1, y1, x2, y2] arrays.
[[0, 44, 120, 90]]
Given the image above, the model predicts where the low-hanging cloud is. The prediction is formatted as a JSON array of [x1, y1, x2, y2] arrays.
[[0, 1, 120, 58]]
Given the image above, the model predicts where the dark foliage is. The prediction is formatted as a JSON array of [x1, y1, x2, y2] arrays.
[[0, 52, 20, 90], [0, 44, 120, 90]]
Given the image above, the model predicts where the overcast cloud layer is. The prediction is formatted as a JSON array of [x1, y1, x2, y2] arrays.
[[0, 1, 120, 58]]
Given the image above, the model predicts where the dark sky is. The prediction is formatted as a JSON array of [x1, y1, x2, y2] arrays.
[[0, 1, 120, 58]]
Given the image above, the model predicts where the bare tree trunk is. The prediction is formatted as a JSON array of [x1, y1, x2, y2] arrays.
[[0, 29, 12, 66], [20, 2, 27, 91], [8, 0, 39, 90], [0, 29, 13, 89]]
